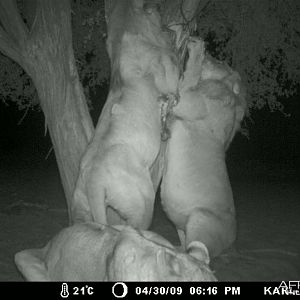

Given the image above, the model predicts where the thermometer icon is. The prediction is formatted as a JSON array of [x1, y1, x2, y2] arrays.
[[60, 283, 69, 298]]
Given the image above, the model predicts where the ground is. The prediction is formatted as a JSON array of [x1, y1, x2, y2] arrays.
[[0, 142, 299, 281]]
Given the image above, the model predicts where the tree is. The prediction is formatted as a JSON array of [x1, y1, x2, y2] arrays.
[[0, 0, 94, 220], [2, 1, 299, 112], [0, 0, 197, 224], [0, 0, 299, 224]]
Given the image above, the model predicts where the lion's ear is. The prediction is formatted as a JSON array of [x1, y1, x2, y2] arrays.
[[15, 248, 50, 281], [187, 241, 210, 265]]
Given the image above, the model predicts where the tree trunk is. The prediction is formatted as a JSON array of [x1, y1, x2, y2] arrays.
[[0, 0, 94, 222], [0, 0, 200, 224]]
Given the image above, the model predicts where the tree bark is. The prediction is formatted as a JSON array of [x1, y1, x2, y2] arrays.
[[0, 0, 94, 222]]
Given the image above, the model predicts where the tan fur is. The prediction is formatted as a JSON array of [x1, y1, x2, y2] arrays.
[[72, 80, 161, 228], [15, 223, 217, 281], [161, 38, 247, 257], [71, 2, 179, 227]]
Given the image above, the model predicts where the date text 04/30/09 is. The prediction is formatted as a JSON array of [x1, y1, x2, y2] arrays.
[[135, 286, 223, 296]]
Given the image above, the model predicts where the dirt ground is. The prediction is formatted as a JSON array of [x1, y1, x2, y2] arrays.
[[0, 151, 299, 281]]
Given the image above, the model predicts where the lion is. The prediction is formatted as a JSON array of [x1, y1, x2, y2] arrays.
[[71, 0, 179, 227], [15, 223, 217, 281], [161, 38, 247, 258]]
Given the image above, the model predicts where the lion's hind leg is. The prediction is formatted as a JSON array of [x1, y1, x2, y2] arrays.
[[185, 207, 236, 258]]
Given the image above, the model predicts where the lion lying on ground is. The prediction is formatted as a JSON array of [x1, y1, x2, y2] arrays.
[[15, 223, 217, 281], [161, 38, 247, 258]]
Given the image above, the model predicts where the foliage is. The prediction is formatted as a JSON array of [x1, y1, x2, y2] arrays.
[[0, 54, 38, 110], [195, 0, 300, 113], [71, 0, 109, 104], [0, 0, 299, 114], [0, 0, 110, 111]]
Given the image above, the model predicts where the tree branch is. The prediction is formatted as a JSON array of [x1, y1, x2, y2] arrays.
[[162, 0, 201, 27], [0, 25, 23, 64], [30, 0, 72, 45], [181, 0, 203, 21], [0, 0, 28, 52], [159, 0, 202, 73]]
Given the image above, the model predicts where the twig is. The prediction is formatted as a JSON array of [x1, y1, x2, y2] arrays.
[[45, 146, 53, 160], [1, 200, 66, 213], [241, 248, 299, 257], [17, 106, 29, 125]]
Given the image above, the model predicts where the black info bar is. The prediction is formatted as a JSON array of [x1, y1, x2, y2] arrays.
[[1, 281, 299, 298]]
